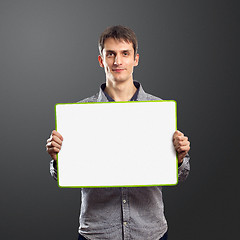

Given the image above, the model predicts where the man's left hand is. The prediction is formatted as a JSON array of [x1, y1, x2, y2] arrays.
[[173, 130, 190, 164]]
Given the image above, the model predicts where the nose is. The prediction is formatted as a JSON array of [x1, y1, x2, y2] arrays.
[[114, 55, 122, 65]]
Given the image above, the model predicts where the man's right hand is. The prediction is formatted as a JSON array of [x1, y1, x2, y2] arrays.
[[46, 130, 63, 161]]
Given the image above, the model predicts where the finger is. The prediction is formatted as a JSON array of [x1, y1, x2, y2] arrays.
[[51, 130, 63, 141], [46, 134, 63, 146], [173, 137, 189, 151], [173, 135, 188, 146], [180, 140, 190, 149], [46, 141, 61, 151], [47, 146, 60, 155], [173, 131, 186, 141], [51, 135, 63, 146], [174, 139, 190, 149], [176, 145, 190, 153], [173, 130, 183, 138]]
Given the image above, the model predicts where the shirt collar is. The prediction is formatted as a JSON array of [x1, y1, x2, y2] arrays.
[[97, 81, 146, 102]]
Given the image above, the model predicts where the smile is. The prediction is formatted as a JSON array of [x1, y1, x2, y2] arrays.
[[112, 69, 125, 72]]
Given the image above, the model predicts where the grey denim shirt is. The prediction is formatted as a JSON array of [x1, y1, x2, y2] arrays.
[[50, 81, 190, 240]]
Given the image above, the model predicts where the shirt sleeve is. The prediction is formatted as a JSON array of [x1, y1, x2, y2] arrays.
[[178, 153, 190, 182], [50, 160, 58, 181], [49, 156, 190, 183]]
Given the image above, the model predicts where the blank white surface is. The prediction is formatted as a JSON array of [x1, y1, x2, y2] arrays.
[[56, 101, 177, 187]]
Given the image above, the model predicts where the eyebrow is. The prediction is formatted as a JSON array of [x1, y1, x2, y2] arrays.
[[105, 49, 132, 53]]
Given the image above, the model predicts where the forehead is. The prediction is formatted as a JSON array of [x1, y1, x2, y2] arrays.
[[103, 38, 134, 52]]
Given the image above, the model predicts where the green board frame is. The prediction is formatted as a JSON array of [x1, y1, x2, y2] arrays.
[[55, 100, 178, 188]]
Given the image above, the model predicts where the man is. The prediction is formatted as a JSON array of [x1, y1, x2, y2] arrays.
[[46, 25, 190, 240]]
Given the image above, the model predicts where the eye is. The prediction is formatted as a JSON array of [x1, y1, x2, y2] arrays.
[[123, 52, 129, 56], [106, 52, 114, 57]]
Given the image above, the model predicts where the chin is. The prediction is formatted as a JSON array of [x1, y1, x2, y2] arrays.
[[115, 79, 130, 84], [114, 75, 131, 82], [109, 76, 126, 82]]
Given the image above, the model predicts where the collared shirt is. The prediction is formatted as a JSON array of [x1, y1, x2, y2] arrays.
[[101, 82, 139, 102], [50, 81, 190, 240]]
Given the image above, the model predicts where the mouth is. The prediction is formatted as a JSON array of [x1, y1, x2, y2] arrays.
[[112, 68, 125, 73]]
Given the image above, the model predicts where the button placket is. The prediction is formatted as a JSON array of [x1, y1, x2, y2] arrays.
[[121, 188, 130, 239]]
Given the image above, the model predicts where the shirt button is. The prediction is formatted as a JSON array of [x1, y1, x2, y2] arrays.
[[123, 199, 126, 204], [123, 221, 127, 226]]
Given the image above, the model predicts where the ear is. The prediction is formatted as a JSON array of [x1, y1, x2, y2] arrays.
[[98, 55, 104, 68], [134, 54, 139, 67]]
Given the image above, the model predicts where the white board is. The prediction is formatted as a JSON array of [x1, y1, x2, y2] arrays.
[[55, 101, 177, 187]]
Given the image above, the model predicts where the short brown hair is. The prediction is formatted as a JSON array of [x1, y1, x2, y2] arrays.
[[98, 25, 138, 57]]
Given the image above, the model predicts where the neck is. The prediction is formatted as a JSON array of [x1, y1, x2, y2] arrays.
[[105, 79, 137, 101]]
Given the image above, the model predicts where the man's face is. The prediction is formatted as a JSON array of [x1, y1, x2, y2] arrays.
[[98, 38, 139, 83]]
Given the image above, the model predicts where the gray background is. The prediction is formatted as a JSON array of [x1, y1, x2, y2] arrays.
[[0, 0, 239, 239]]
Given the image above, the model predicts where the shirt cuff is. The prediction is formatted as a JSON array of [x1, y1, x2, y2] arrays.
[[50, 159, 58, 181], [178, 153, 190, 171]]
